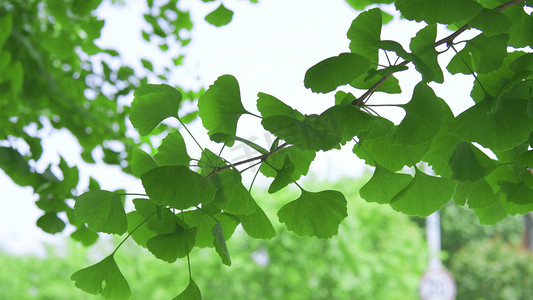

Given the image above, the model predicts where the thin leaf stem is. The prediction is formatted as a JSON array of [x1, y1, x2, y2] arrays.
[[195, 205, 219, 223], [178, 117, 215, 168], [123, 193, 148, 197], [248, 162, 263, 193], [450, 44, 488, 96], [112, 212, 156, 255]]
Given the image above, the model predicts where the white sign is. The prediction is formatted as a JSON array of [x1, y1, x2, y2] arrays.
[[419, 268, 457, 300]]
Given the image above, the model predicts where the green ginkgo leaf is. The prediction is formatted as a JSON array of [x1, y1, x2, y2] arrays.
[[70, 225, 99, 246], [256, 92, 304, 120], [260, 146, 315, 181], [126, 211, 156, 248], [131, 149, 157, 178], [469, 8, 512, 36], [130, 84, 182, 136], [473, 198, 508, 225], [359, 164, 412, 204], [141, 166, 216, 210], [74, 190, 127, 235], [499, 181, 533, 205], [173, 279, 202, 300], [467, 179, 498, 209], [449, 142, 497, 181], [347, 8, 382, 65], [278, 190, 347, 239], [198, 75, 248, 146], [212, 222, 231, 266], [393, 82, 446, 145], [304, 53, 371, 93], [450, 97, 533, 151], [409, 24, 443, 83], [36, 213, 66, 234], [238, 200, 276, 239], [133, 198, 176, 234], [205, 4, 233, 27], [390, 168, 456, 217], [447, 33, 509, 75], [395, 0, 482, 24], [209, 169, 255, 215], [181, 210, 239, 248], [71, 254, 131, 300], [146, 225, 196, 263], [154, 131, 190, 166], [268, 156, 295, 194]]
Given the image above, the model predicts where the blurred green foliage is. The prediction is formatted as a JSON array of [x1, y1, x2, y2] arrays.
[[0, 180, 427, 299]]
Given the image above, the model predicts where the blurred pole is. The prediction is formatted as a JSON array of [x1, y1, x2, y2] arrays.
[[525, 213, 533, 250], [426, 211, 442, 269]]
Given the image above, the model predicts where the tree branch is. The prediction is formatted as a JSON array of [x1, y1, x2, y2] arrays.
[[206, 142, 289, 178], [353, 0, 526, 106]]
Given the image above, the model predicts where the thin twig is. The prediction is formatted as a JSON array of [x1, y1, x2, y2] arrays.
[[353, 0, 526, 106]]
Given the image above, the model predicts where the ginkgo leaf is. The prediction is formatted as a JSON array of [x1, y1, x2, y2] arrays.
[[260, 146, 315, 180], [205, 4, 233, 27], [141, 166, 216, 210], [447, 33, 509, 75], [209, 169, 255, 215], [126, 211, 156, 248], [154, 131, 190, 166], [390, 168, 456, 217], [469, 8, 512, 36], [450, 97, 533, 151], [36, 213, 66, 234], [212, 222, 231, 266], [395, 0, 482, 24], [182, 210, 239, 248], [70, 225, 99, 246], [146, 225, 196, 263], [130, 84, 182, 136], [473, 198, 508, 225], [133, 198, 176, 234], [71, 254, 131, 300], [173, 279, 202, 300], [517, 150, 533, 167], [256, 92, 304, 120], [198, 75, 248, 146], [74, 190, 127, 235], [268, 156, 295, 193], [449, 142, 497, 181], [238, 200, 276, 239], [499, 181, 533, 205], [304, 53, 371, 93], [359, 165, 412, 204], [409, 24, 443, 83], [278, 190, 347, 239], [393, 82, 446, 145], [467, 179, 498, 209], [347, 8, 382, 65], [131, 149, 157, 178]]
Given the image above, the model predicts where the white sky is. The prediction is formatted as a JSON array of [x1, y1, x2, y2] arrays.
[[0, 0, 475, 254]]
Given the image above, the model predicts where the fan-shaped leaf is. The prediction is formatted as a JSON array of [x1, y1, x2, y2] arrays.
[[449, 142, 497, 181], [256, 92, 304, 120], [347, 8, 382, 65], [447, 33, 509, 75], [198, 75, 247, 146], [390, 168, 456, 217], [395, 0, 482, 24], [410, 24, 443, 83], [205, 4, 233, 27], [74, 190, 127, 235], [131, 149, 157, 178], [141, 166, 216, 210], [154, 131, 190, 166], [146, 225, 196, 263], [212, 222, 231, 265], [130, 84, 182, 136], [71, 255, 131, 300], [360, 165, 412, 204], [278, 190, 347, 239], [173, 279, 202, 300], [182, 210, 239, 248], [209, 169, 255, 215], [238, 200, 276, 239]]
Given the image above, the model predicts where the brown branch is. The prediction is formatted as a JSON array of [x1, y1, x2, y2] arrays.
[[353, 0, 526, 106], [206, 142, 289, 178]]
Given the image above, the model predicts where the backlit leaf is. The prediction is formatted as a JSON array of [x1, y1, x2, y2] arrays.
[[473, 198, 508, 225], [205, 4, 233, 27], [36, 213, 66, 234], [154, 131, 190, 166], [499, 181, 533, 205], [260, 146, 315, 181], [141, 166, 216, 209], [304, 53, 371, 93], [409, 24, 443, 83], [449, 142, 497, 181], [130, 84, 182, 136], [182, 210, 239, 248], [393, 82, 446, 145], [198, 75, 248, 146], [395, 0, 482, 24], [469, 8, 512, 36], [278, 190, 347, 239], [70, 225, 99, 247], [450, 98, 533, 151], [71, 255, 131, 300], [360, 165, 412, 204], [173, 279, 201, 300], [390, 168, 456, 217], [256, 92, 304, 120], [447, 34, 509, 74], [133, 198, 177, 234], [146, 225, 196, 263], [467, 179, 498, 209], [347, 8, 382, 65], [209, 169, 255, 215], [212, 222, 231, 265], [126, 211, 156, 248], [131, 149, 157, 178], [74, 190, 127, 235], [267, 156, 295, 193], [238, 200, 276, 239]]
